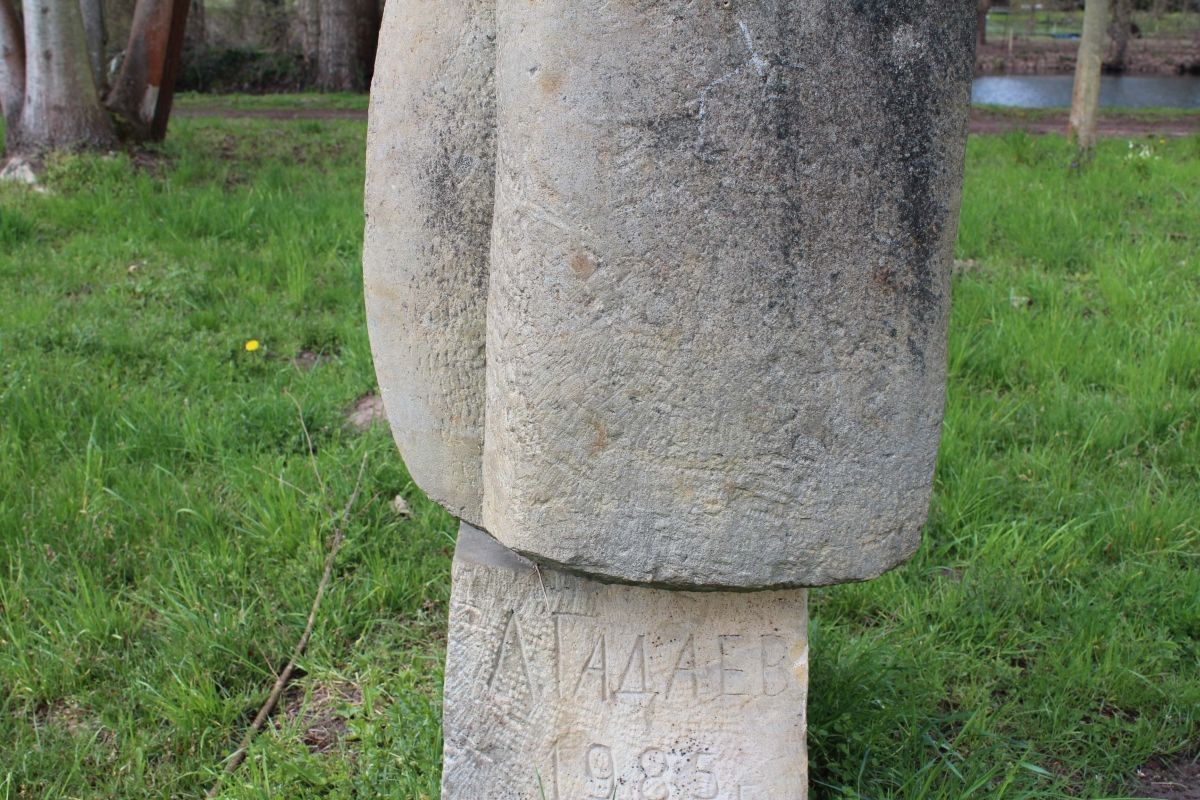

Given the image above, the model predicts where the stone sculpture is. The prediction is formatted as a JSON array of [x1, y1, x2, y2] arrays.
[[365, 1, 975, 796]]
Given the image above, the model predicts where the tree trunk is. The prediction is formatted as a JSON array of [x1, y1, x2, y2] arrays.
[[259, 0, 288, 51], [0, 0, 24, 147], [977, 0, 991, 46], [16, 0, 114, 154], [1109, 0, 1133, 72], [355, 0, 381, 87], [1069, 0, 1110, 153], [300, 0, 319, 70], [78, 0, 106, 93], [232, 0, 251, 42], [107, 0, 190, 142], [318, 0, 360, 91], [183, 0, 205, 57]]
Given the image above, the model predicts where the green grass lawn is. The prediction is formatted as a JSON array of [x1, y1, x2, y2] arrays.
[[0, 118, 1197, 799], [173, 92, 371, 112], [972, 104, 1200, 123]]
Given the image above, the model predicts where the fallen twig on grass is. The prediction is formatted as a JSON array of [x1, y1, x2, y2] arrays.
[[206, 453, 368, 798]]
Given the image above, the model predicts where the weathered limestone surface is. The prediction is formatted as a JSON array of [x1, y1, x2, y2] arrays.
[[483, 1, 976, 588], [363, 0, 494, 525], [444, 524, 809, 799]]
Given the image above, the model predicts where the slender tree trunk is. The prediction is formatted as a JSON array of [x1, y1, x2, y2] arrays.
[[318, 0, 359, 91], [977, 0, 991, 46], [1109, 0, 1133, 72], [78, 0, 106, 93], [183, 0, 205, 57], [356, 0, 381, 87], [259, 0, 288, 51], [107, 0, 190, 141], [0, 0, 24, 148], [300, 0, 319, 70], [232, 0, 251, 42], [1069, 0, 1110, 153], [16, 0, 114, 154]]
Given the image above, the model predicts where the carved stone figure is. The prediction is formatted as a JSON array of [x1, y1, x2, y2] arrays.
[[364, 0, 976, 795]]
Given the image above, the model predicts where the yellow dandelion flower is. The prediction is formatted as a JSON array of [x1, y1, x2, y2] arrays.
[[245, 339, 261, 352]]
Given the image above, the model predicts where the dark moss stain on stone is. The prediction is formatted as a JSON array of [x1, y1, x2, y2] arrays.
[[848, 0, 975, 367], [421, 123, 494, 298], [639, 111, 704, 157], [412, 18, 497, 301], [762, 63, 808, 293]]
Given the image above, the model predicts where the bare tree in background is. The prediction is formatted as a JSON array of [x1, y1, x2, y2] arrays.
[[978, 0, 991, 47], [1069, 0, 1110, 154], [173, 0, 384, 92], [317, 0, 357, 90], [257, 0, 291, 51], [300, 0, 320, 69], [356, 0, 382, 86], [313, 0, 381, 91], [184, 0, 206, 56], [1108, 0, 1134, 72]]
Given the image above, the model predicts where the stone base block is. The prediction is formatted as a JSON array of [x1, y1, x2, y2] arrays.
[[443, 523, 809, 799]]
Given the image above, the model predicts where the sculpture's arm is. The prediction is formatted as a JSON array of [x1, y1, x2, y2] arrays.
[[364, 0, 495, 526]]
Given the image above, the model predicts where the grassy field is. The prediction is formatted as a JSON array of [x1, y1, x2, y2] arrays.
[[972, 104, 1200, 123], [173, 92, 370, 112], [0, 116, 1197, 799], [171, 93, 1200, 124]]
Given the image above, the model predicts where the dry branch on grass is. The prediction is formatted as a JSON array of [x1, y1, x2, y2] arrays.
[[206, 453, 368, 797]]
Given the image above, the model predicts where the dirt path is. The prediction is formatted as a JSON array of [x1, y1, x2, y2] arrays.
[[970, 109, 1200, 138], [175, 105, 1200, 138]]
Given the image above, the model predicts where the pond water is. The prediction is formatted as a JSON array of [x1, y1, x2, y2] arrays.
[[972, 75, 1200, 109]]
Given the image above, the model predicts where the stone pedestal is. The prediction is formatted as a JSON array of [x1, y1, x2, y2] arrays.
[[443, 524, 809, 799]]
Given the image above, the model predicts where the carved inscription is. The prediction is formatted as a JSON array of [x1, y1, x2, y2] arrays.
[[488, 611, 539, 696], [554, 740, 728, 800], [583, 743, 615, 798], [443, 527, 808, 799], [554, 613, 797, 703]]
